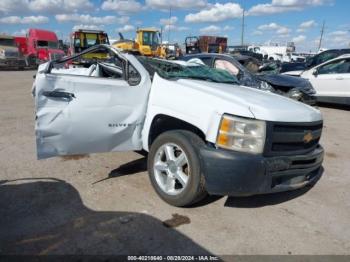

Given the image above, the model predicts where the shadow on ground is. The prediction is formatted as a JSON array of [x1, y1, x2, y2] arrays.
[[224, 167, 323, 208], [93, 157, 147, 184], [93, 156, 323, 209], [224, 186, 312, 208], [0, 178, 211, 255]]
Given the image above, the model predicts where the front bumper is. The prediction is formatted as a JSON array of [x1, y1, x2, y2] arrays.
[[199, 144, 324, 196]]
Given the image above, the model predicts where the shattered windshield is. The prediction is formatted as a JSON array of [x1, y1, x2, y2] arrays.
[[138, 57, 239, 84]]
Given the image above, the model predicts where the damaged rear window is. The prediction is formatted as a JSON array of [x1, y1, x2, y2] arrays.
[[137, 57, 239, 84]]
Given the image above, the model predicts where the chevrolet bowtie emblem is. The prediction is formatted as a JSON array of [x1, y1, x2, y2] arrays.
[[303, 131, 313, 143]]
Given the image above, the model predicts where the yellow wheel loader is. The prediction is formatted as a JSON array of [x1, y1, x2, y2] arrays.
[[112, 28, 166, 58], [69, 29, 110, 65]]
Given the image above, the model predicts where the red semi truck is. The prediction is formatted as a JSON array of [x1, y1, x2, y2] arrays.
[[15, 29, 65, 67]]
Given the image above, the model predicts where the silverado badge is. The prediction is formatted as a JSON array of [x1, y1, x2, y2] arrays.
[[303, 131, 313, 143]]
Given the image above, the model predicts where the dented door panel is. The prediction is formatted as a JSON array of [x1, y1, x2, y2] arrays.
[[35, 69, 150, 159]]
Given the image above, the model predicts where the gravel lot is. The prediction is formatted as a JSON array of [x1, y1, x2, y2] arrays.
[[0, 70, 349, 256]]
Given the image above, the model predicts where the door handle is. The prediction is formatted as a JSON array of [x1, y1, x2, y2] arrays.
[[336, 77, 344, 80], [42, 90, 76, 99]]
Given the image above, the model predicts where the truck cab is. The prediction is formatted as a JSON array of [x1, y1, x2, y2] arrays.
[[23, 29, 65, 66], [69, 29, 110, 64], [135, 28, 162, 56], [33, 45, 324, 207], [0, 35, 25, 69]]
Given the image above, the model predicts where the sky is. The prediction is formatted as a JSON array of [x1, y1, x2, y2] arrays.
[[0, 0, 349, 52]]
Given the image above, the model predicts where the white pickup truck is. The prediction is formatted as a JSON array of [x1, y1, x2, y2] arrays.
[[33, 45, 324, 206]]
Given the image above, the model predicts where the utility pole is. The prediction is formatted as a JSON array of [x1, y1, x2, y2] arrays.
[[318, 20, 325, 51], [241, 9, 245, 46]]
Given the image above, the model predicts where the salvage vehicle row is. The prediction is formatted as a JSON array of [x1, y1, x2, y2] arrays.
[[285, 54, 350, 105], [181, 53, 317, 105]]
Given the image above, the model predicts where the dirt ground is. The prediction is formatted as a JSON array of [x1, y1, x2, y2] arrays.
[[0, 70, 349, 256]]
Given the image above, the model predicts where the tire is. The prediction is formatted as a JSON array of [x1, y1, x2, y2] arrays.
[[148, 130, 207, 207]]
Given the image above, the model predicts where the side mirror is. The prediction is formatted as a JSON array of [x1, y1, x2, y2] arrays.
[[312, 69, 318, 76]]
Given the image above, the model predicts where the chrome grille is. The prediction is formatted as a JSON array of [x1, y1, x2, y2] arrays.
[[49, 53, 64, 61], [5, 50, 18, 58], [264, 121, 323, 156]]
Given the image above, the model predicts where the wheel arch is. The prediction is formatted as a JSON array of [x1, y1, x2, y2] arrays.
[[147, 114, 206, 149]]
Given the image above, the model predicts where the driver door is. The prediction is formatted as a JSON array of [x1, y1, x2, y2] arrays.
[[34, 49, 150, 159]]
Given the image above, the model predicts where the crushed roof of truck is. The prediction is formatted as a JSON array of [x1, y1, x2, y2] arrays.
[[137, 56, 239, 84]]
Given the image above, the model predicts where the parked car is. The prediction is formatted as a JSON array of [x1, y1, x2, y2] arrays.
[[32, 45, 324, 207], [181, 53, 316, 105], [258, 61, 307, 74], [298, 54, 350, 105], [0, 35, 25, 69], [15, 29, 65, 67], [283, 49, 350, 76], [307, 49, 350, 68], [230, 50, 263, 62]]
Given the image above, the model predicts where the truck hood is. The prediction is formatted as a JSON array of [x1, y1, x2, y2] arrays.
[[257, 74, 309, 88], [176, 79, 322, 123]]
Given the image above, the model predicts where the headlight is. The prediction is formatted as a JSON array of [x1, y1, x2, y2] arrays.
[[216, 114, 266, 154], [0, 49, 5, 58], [308, 87, 316, 95], [287, 88, 303, 100]]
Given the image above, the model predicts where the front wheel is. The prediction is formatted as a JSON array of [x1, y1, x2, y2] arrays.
[[148, 130, 207, 207]]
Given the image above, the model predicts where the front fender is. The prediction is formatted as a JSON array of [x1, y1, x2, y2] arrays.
[[142, 107, 222, 151]]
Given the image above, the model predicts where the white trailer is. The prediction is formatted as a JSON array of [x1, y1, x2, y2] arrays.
[[248, 43, 296, 62]]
